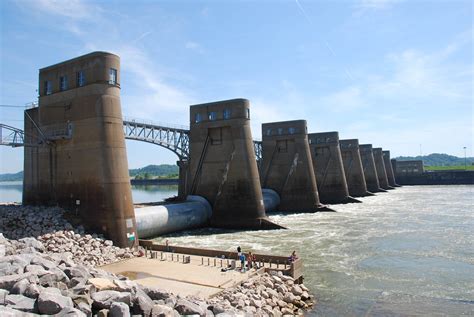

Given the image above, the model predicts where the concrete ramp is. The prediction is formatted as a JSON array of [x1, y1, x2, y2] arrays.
[[260, 120, 323, 212]]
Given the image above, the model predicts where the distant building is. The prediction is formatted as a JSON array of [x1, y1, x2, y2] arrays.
[[394, 160, 424, 176]]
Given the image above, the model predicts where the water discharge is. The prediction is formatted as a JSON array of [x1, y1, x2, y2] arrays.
[[152, 185, 474, 315], [2, 183, 473, 315]]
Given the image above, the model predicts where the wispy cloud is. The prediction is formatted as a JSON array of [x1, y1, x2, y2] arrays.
[[319, 29, 473, 113], [320, 86, 366, 113], [18, 0, 197, 123], [354, 0, 401, 11], [133, 31, 153, 44], [185, 41, 205, 54], [25, 0, 102, 20], [353, 0, 402, 16]]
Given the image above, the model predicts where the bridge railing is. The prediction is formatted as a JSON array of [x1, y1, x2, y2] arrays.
[[0, 124, 25, 147], [123, 116, 189, 131], [123, 119, 190, 160]]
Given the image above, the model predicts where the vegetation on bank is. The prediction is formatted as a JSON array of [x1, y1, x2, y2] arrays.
[[0, 171, 23, 182], [2, 155, 474, 182], [424, 165, 474, 171], [129, 164, 179, 180], [0, 164, 179, 182], [133, 173, 179, 180], [395, 153, 474, 167]]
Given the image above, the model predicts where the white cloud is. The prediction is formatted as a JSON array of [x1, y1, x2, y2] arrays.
[[185, 41, 205, 54], [319, 29, 472, 114], [115, 46, 196, 122], [319, 86, 367, 112], [26, 0, 102, 20], [356, 0, 400, 10], [19, 0, 198, 123], [353, 0, 401, 15]]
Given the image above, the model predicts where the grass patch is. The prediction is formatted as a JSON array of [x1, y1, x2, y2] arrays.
[[425, 165, 474, 171]]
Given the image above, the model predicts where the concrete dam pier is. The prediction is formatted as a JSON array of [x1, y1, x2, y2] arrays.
[[383, 150, 400, 187], [185, 99, 282, 230], [23, 52, 138, 248], [360, 144, 386, 193], [373, 147, 394, 190], [339, 139, 374, 197], [12, 51, 406, 246], [259, 120, 324, 212], [308, 132, 360, 204]]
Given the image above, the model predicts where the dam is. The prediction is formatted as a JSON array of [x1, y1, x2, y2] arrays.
[[0, 51, 403, 246]]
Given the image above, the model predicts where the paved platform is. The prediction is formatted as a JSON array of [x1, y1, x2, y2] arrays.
[[101, 253, 256, 298]]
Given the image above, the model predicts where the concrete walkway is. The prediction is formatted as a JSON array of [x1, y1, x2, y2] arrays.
[[101, 253, 256, 298]]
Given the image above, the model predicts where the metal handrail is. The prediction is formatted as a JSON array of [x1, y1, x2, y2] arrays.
[[123, 116, 189, 131]]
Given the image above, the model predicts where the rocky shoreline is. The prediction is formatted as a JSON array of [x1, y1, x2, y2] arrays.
[[1, 204, 315, 316]]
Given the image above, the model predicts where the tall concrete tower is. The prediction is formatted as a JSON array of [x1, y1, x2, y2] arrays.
[[23, 52, 137, 247], [260, 120, 323, 212], [383, 150, 400, 187], [340, 139, 373, 197], [187, 99, 280, 229], [373, 147, 393, 190], [360, 144, 385, 193], [308, 132, 359, 204]]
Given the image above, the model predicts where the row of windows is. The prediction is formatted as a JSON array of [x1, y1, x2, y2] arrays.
[[265, 126, 304, 137], [43, 68, 117, 96], [194, 108, 249, 123], [308, 137, 335, 144]]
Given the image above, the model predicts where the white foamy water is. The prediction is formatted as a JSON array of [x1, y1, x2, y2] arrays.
[[152, 185, 474, 315]]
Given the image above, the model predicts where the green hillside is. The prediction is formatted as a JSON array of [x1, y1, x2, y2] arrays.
[[0, 165, 179, 182], [395, 153, 474, 167], [0, 171, 23, 181], [129, 164, 179, 179]]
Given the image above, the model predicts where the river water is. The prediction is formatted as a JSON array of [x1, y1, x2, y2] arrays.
[[2, 183, 473, 315]]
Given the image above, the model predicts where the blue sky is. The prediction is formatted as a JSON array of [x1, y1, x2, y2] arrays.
[[0, 0, 472, 173]]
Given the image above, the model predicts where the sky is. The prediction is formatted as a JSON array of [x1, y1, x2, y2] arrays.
[[0, 0, 472, 173]]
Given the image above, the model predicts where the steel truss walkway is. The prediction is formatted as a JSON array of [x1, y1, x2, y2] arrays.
[[1, 119, 263, 161]]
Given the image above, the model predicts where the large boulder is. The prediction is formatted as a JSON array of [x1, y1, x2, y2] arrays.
[[0, 263, 22, 277], [174, 298, 205, 316], [131, 288, 154, 316], [113, 279, 137, 292], [19, 237, 45, 252], [88, 277, 116, 291], [0, 272, 37, 291], [64, 266, 90, 280], [151, 304, 175, 317], [5, 294, 38, 313], [91, 290, 132, 310], [142, 285, 171, 301], [24, 264, 48, 274], [77, 302, 92, 316], [31, 255, 57, 270], [38, 269, 70, 287], [37, 288, 74, 315], [0, 305, 29, 317], [10, 278, 29, 295], [291, 284, 303, 296], [56, 307, 87, 317], [110, 301, 131, 317], [24, 283, 41, 299], [0, 288, 9, 304]]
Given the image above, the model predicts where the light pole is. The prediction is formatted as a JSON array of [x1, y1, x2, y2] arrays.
[[463, 147, 467, 169]]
